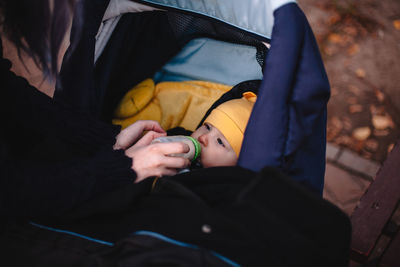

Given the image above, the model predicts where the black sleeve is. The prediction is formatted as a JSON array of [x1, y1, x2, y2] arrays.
[[1, 149, 136, 220], [0, 50, 120, 151], [0, 38, 136, 220]]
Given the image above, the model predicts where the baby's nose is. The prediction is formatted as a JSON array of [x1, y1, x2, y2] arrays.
[[198, 134, 208, 146]]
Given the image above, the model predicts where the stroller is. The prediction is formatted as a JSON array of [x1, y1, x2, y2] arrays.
[[57, 0, 330, 195], [0, 1, 350, 266]]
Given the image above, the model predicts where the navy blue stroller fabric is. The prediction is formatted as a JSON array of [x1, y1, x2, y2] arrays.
[[239, 4, 330, 195]]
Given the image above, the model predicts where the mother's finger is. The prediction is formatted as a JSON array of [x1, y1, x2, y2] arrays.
[[140, 120, 166, 134], [161, 155, 190, 169], [153, 142, 190, 155], [134, 131, 166, 148]]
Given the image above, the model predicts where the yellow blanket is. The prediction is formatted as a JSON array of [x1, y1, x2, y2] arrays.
[[113, 79, 232, 131]]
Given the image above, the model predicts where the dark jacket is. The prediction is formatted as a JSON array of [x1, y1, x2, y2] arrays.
[[0, 36, 136, 221], [1, 167, 351, 266]]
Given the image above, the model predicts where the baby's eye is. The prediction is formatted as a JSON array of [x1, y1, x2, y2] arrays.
[[205, 124, 211, 130], [217, 138, 225, 147]]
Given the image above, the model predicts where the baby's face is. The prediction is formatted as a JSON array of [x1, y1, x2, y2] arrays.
[[191, 123, 237, 168]]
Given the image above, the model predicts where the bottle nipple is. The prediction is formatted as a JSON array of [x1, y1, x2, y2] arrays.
[[151, 136, 201, 162], [186, 136, 201, 162]]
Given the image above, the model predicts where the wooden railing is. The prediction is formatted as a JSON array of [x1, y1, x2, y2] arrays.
[[351, 140, 400, 265]]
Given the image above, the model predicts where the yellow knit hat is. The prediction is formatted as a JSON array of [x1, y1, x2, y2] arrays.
[[204, 92, 257, 156]]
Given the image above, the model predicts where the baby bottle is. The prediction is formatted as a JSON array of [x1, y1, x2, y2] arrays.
[[151, 136, 201, 162]]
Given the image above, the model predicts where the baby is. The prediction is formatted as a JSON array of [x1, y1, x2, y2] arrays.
[[190, 91, 256, 168]]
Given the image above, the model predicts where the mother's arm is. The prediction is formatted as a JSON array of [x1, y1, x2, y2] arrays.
[[0, 41, 133, 220]]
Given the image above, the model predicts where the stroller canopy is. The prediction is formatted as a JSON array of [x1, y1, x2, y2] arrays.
[[56, 0, 330, 195], [94, 0, 297, 58]]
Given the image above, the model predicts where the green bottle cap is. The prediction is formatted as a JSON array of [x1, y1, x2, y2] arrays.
[[186, 136, 201, 162]]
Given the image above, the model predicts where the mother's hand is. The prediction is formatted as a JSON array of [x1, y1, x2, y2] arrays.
[[125, 131, 191, 182], [113, 120, 165, 150]]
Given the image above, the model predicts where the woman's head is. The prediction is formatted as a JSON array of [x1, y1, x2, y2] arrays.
[[191, 92, 257, 167], [0, 0, 79, 77]]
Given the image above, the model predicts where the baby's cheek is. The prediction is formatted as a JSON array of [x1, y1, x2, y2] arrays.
[[200, 150, 214, 168]]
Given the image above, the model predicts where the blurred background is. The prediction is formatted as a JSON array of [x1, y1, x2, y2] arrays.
[[299, 0, 400, 163]]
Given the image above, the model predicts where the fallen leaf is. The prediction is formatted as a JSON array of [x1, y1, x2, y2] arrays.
[[326, 130, 337, 141], [372, 114, 394, 130], [328, 13, 341, 25], [348, 85, 361, 95], [343, 26, 357, 36], [353, 139, 365, 152], [393, 19, 400, 30], [388, 143, 394, 153], [374, 89, 385, 102], [335, 135, 353, 146], [369, 104, 377, 115], [362, 151, 373, 159], [365, 139, 379, 151], [330, 116, 343, 130], [347, 44, 360, 56], [346, 97, 358, 105], [328, 33, 344, 44], [323, 46, 336, 56], [343, 117, 352, 130], [369, 105, 386, 116], [373, 129, 390, 136], [349, 104, 363, 113], [327, 132, 336, 142], [341, 34, 353, 44], [352, 127, 371, 141], [356, 68, 366, 78], [327, 116, 343, 141]]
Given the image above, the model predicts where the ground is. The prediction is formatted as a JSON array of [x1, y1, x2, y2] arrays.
[[298, 0, 400, 163]]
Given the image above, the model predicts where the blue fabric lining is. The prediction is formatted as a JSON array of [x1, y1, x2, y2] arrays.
[[28, 223, 240, 266], [133, 230, 241, 267], [137, 0, 273, 39], [154, 37, 263, 85], [29, 222, 114, 246]]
